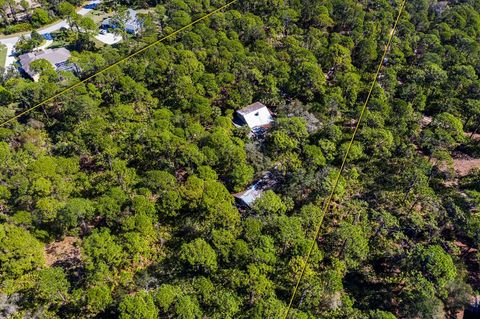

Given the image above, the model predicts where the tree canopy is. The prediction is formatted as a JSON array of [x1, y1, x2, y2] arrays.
[[1, 0, 480, 318]]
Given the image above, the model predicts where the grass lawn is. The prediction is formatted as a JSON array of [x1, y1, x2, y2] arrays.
[[84, 10, 111, 24], [0, 44, 7, 68]]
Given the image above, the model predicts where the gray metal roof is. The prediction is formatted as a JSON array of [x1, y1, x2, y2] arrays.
[[19, 48, 71, 78], [234, 183, 263, 207], [233, 172, 277, 208]]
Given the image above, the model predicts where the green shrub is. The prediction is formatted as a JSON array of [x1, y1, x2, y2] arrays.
[[3, 23, 33, 34]]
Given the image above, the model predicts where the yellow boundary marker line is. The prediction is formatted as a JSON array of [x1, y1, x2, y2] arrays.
[[282, 0, 407, 317], [0, 0, 238, 127]]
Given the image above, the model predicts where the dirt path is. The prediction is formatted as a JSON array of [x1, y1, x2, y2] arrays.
[[44, 236, 81, 268], [421, 115, 432, 127], [452, 152, 480, 177], [465, 132, 480, 141]]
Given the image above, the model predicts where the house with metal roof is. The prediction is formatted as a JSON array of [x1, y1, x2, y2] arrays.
[[233, 172, 277, 208], [234, 102, 274, 131], [18, 48, 73, 81], [101, 8, 142, 34], [234, 183, 263, 208]]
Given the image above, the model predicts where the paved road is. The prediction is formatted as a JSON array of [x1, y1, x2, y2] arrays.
[[0, 0, 101, 69]]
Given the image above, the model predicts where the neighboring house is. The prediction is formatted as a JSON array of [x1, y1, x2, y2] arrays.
[[18, 48, 73, 81], [101, 8, 142, 34], [4, 0, 41, 22], [233, 172, 277, 208], [234, 102, 274, 131]]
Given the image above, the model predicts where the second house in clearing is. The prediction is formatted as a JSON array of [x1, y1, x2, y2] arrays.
[[18, 48, 74, 81], [233, 172, 277, 208]]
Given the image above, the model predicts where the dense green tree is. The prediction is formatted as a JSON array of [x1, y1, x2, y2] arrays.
[[0, 0, 478, 317], [174, 295, 203, 319], [119, 291, 158, 319], [31, 8, 50, 26], [32, 267, 70, 307], [0, 224, 45, 280], [253, 190, 287, 215], [84, 284, 113, 315], [82, 228, 125, 271], [179, 238, 218, 273]]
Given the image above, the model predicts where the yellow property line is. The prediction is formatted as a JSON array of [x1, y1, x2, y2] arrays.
[[282, 0, 407, 318], [0, 0, 238, 127]]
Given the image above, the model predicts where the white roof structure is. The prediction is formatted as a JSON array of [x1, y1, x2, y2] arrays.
[[234, 183, 263, 207], [18, 48, 72, 81], [236, 102, 273, 130], [233, 172, 277, 208]]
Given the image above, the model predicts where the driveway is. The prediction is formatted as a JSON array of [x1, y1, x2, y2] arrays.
[[36, 39, 54, 51], [1, 37, 18, 68], [0, 0, 101, 69], [77, 0, 100, 15], [95, 32, 122, 45]]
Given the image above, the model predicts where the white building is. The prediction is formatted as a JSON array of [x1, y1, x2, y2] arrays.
[[233, 172, 277, 208], [233, 183, 263, 208], [235, 102, 273, 130]]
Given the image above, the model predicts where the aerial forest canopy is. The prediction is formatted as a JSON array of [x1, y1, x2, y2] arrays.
[[1, 0, 480, 318]]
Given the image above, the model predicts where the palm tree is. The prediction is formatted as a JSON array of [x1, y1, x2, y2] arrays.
[[111, 8, 129, 42]]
